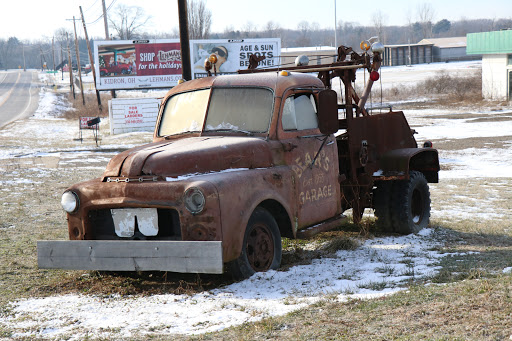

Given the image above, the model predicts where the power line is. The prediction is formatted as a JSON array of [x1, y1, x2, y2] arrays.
[[86, 14, 105, 25], [85, 0, 116, 26], [106, 0, 117, 11], [83, 0, 100, 14]]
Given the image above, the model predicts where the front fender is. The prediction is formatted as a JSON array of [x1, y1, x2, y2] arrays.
[[198, 167, 295, 263], [375, 148, 440, 183]]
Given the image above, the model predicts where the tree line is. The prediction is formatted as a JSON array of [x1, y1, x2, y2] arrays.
[[1, 0, 511, 70]]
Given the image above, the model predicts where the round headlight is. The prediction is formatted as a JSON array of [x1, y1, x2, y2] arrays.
[[184, 187, 205, 214], [61, 191, 79, 213]]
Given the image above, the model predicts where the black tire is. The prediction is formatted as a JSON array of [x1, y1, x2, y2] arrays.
[[391, 171, 431, 234], [373, 181, 394, 232], [228, 207, 282, 280]]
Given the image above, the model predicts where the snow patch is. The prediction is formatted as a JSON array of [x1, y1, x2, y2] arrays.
[[2, 229, 446, 339]]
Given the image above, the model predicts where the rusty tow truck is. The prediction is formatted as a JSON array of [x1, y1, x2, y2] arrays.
[[38, 42, 439, 279]]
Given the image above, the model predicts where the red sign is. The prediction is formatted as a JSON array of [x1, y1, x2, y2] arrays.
[[124, 105, 144, 125], [135, 43, 182, 76]]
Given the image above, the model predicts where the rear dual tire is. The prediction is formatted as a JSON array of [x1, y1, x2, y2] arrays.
[[373, 171, 431, 234]]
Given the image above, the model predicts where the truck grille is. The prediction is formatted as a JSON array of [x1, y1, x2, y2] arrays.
[[88, 208, 182, 240]]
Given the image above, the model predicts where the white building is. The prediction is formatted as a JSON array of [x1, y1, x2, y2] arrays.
[[467, 30, 512, 101]]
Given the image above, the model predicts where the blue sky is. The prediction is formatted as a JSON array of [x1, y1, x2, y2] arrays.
[[1, 0, 511, 40]]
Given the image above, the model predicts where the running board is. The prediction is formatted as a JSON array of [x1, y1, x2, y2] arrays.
[[296, 214, 349, 239]]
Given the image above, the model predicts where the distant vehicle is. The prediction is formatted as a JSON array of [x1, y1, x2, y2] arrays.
[[100, 63, 132, 76], [83, 64, 92, 74]]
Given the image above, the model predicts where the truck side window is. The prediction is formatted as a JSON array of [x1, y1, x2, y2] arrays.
[[282, 94, 319, 131]]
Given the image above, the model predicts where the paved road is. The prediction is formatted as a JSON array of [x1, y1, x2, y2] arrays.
[[0, 70, 40, 128]]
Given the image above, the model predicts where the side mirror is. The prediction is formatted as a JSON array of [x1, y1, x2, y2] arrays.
[[317, 89, 339, 135]]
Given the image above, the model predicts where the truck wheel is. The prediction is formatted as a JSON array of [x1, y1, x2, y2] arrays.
[[391, 171, 430, 234], [228, 207, 282, 280], [373, 181, 394, 232]]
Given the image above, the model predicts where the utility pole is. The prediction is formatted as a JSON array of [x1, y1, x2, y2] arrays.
[[67, 33, 75, 99], [408, 39, 412, 66], [334, 0, 337, 48], [52, 37, 56, 71], [177, 0, 192, 81], [39, 46, 45, 70], [102, 0, 110, 39], [80, 5, 102, 112], [22, 44, 26, 72], [73, 16, 85, 106], [60, 46, 64, 80], [102, 0, 116, 99]]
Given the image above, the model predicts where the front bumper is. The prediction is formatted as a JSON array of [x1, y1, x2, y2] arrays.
[[37, 240, 223, 274]]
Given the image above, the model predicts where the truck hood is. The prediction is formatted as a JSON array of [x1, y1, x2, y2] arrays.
[[103, 136, 274, 179]]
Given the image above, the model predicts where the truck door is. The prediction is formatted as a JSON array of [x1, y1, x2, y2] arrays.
[[279, 91, 341, 229]]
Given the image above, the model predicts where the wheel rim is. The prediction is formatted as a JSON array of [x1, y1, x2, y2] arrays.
[[411, 188, 424, 224], [246, 223, 274, 272]]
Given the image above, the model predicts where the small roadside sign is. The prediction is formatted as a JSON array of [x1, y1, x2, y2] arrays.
[[80, 116, 100, 129], [78, 116, 101, 146]]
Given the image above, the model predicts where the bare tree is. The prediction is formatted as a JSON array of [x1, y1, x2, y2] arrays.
[[243, 21, 258, 38], [188, 0, 212, 39], [151, 28, 180, 39], [223, 25, 242, 39], [54, 28, 71, 43], [296, 20, 311, 46], [264, 20, 281, 38], [417, 3, 435, 39], [404, 8, 414, 42], [108, 4, 151, 40], [336, 19, 343, 44], [372, 10, 387, 43], [0, 37, 21, 69]]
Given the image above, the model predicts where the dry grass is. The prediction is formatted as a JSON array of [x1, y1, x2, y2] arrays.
[[1, 83, 512, 339], [178, 275, 512, 341], [169, 215, 512, 340], [432, 135, 512, 151], [422, 111, 512, 121], [381, 70, 484, 106], [280, 230, 362, 270], [422, 70, 482, 101], [321, 235, 360, 253], [63, 92, 112, 120]]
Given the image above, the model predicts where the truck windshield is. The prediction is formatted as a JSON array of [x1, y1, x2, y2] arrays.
[[205, 88, 274, 133], [158, 87, 274, 137], [158, 89, 211, 137]]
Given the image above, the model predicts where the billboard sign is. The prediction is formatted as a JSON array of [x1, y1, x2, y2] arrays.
[[94, 38, 281, 90], [94, 39, 182, 90], [191, 38, 281, 79]]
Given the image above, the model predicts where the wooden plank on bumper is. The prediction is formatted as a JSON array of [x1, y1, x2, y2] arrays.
[[37, 240, 223, 274]]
